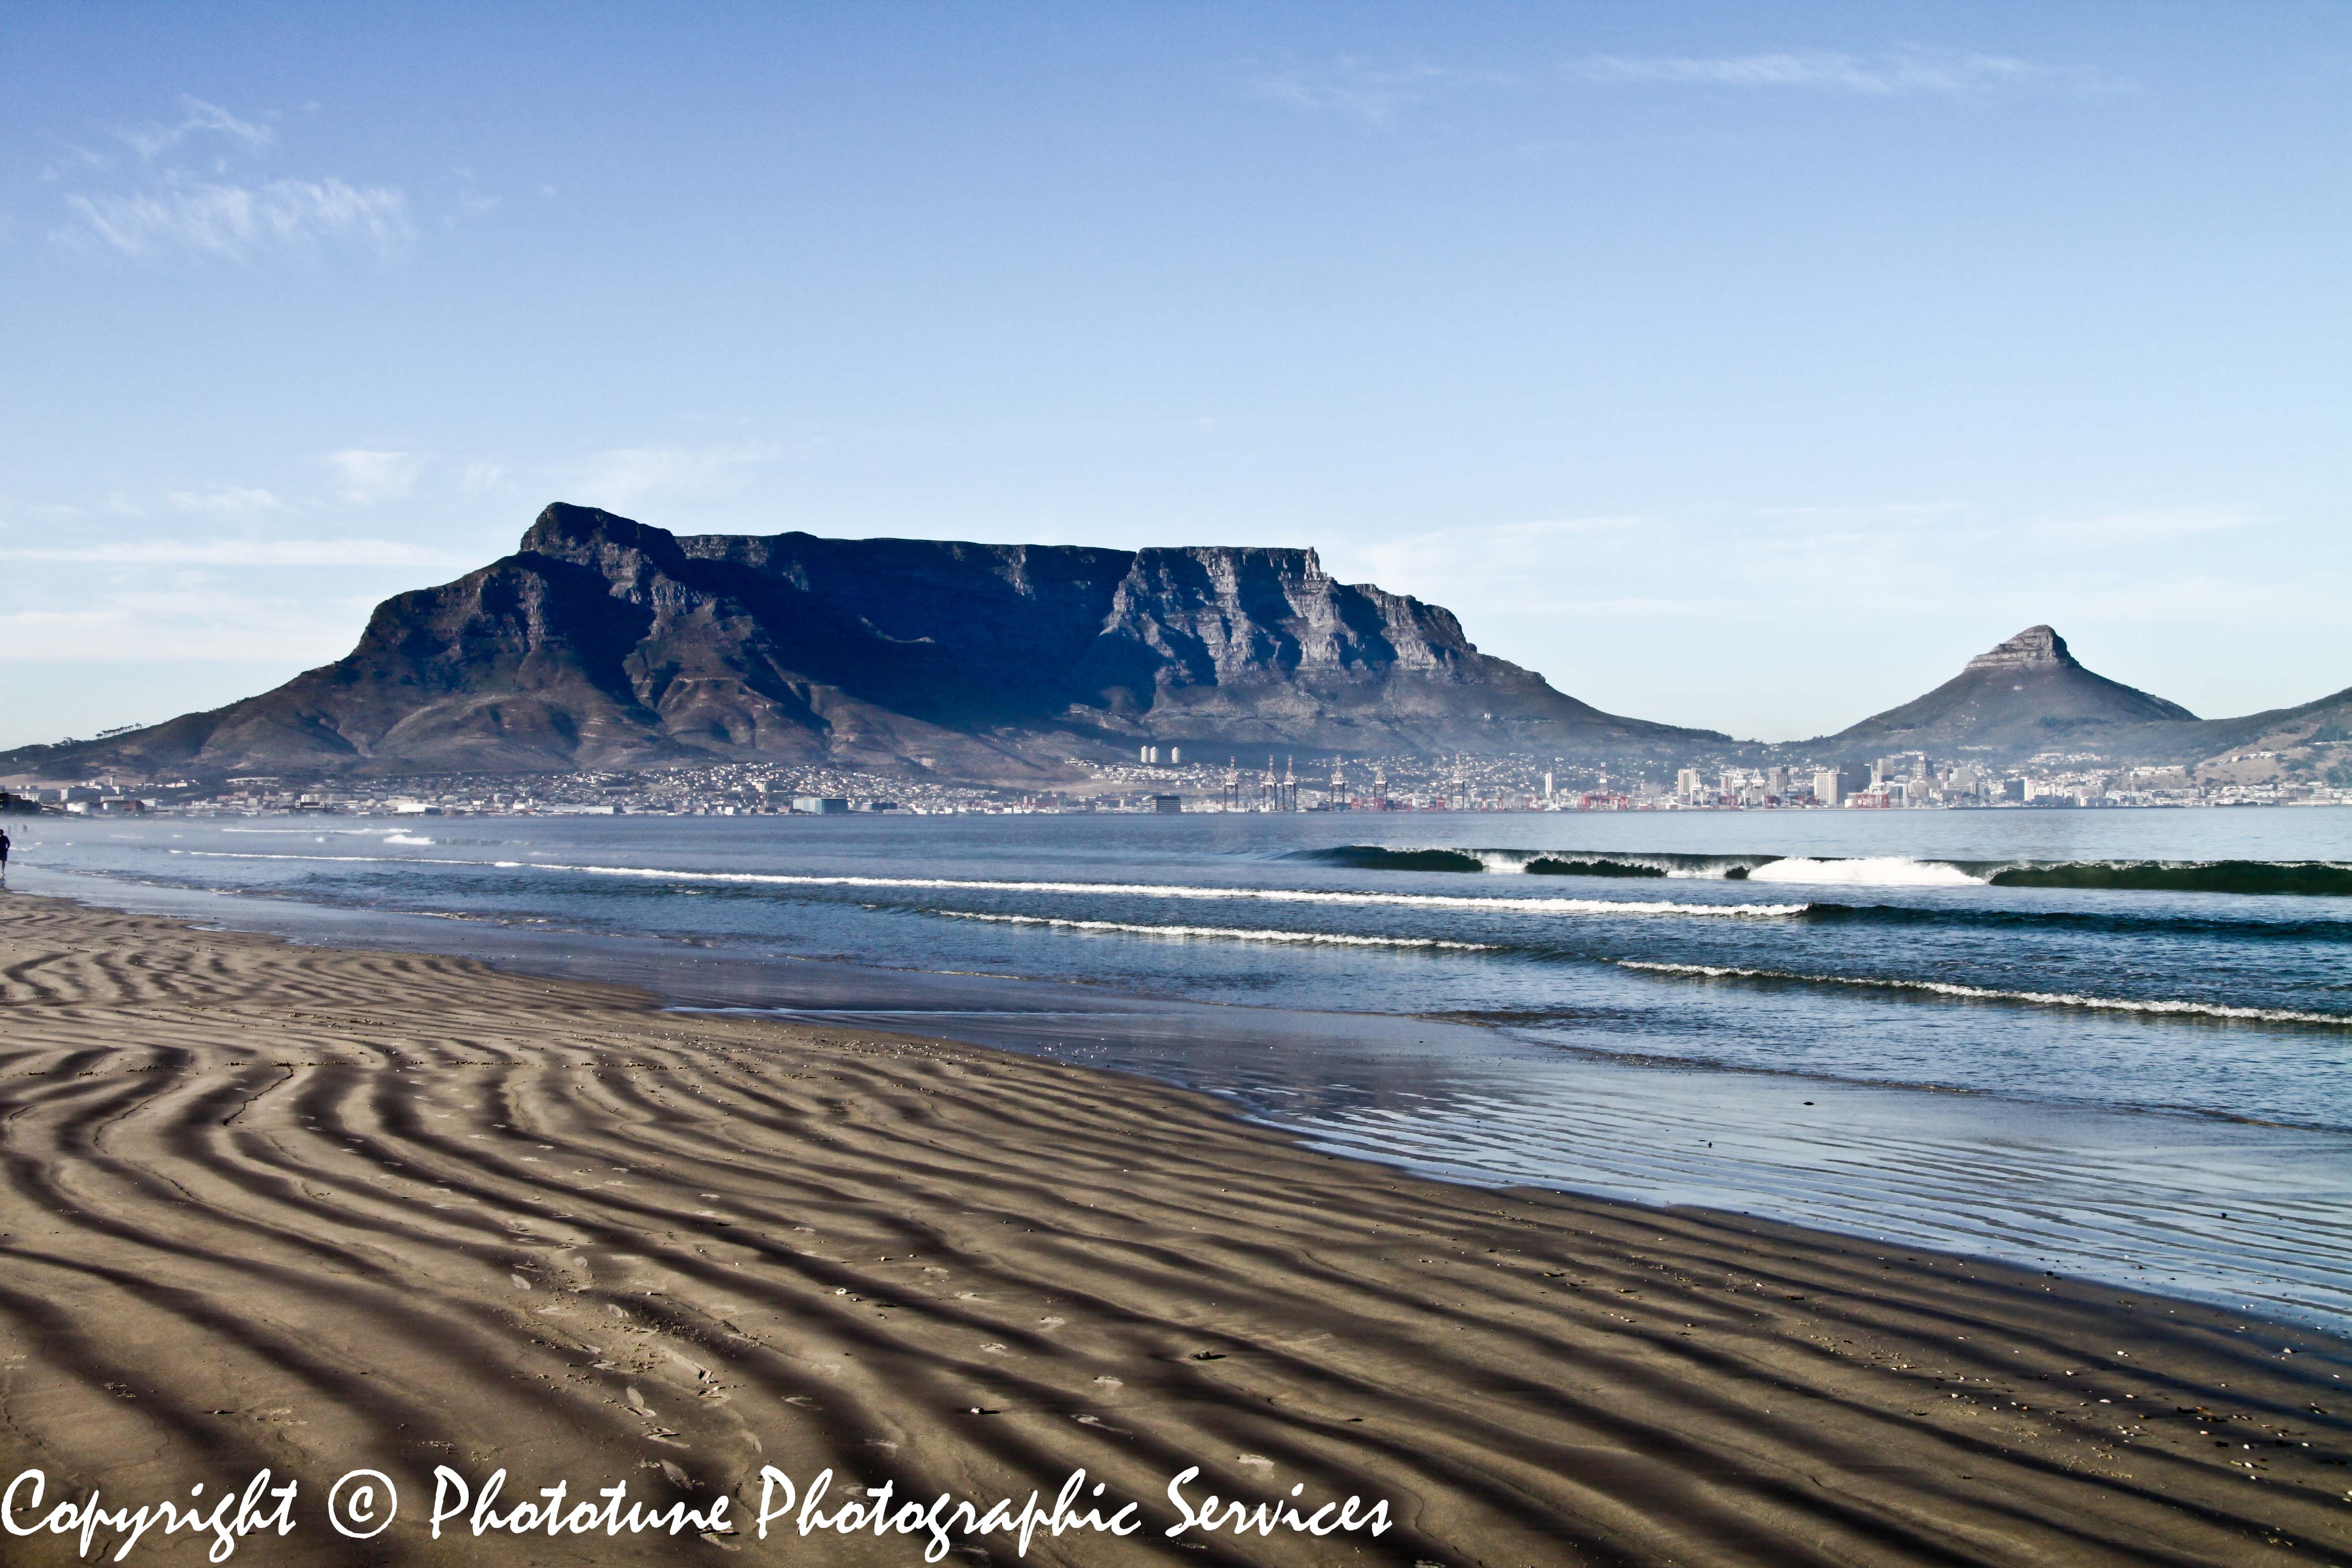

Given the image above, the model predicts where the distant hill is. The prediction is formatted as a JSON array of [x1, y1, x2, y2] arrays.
[[2115, 684, 2352, 788], [0, 503, 1719, 784], [1805, 626, 2197, 760], [1798, 625, 2352, 781]]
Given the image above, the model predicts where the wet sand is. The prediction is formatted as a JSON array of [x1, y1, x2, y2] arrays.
[[0, 893, 2345, 1566]]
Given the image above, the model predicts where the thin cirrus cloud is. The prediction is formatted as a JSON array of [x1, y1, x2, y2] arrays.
[[52, 94, 411, 262], [66, 177, 411, 261], [0, 539, 473, 568], [0, 588, 384, 663], [119, 96, 275, 161], [1571, 49, 2095, 96], [2015, 506, 2251, 551], [168, 487, 286, 515], [568, 442, 785, 505], [324, 448, 425, 505], [1246, 59, 1478, 127]]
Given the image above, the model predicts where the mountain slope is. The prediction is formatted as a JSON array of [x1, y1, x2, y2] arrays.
[[1809, 626, 2197, 759], [2128, 684, 2352, 786], [4, 504, 1718, 782]]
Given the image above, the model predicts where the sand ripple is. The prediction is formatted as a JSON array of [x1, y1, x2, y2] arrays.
[[0, 897, 2344, 1565]]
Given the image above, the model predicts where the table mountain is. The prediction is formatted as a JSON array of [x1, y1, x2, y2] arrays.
[[7, 504, 1718, 782]]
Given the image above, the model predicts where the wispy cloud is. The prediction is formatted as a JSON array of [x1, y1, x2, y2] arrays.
[[324, 449, 424, 505], [167, 487, 285, 515], [1322, 516, 1645, 627], [2019, 505, 2250, 551], [0, 587, 383, 662], [66, 177, 410, 261], [0, 539, 470, 568], [37, 144, 112, 184], [450, 167, 499, 217], [50, 95, 411, 263], [1321, 498, 2309, 741], [1247, 58, 1480, 127], [121, 96, 274, 161], [1572, 49, 2103, 97], [569, 443, 783, 505]]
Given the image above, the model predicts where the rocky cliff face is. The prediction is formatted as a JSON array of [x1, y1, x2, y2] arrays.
[[12, 504, 1716, 781], [1811, 625, 2197, 759], [1961, 625, 2078, 675]]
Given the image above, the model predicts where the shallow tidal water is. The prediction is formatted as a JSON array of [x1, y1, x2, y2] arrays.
[[13, 804, 2352, 1342]]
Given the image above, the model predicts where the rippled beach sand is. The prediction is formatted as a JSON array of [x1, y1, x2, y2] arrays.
[[0, 895, 2344, 1566]]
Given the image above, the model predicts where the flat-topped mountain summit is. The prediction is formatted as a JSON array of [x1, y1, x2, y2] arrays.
[[1812, 626, 2197, 759], [9, 504, 1717, 782]]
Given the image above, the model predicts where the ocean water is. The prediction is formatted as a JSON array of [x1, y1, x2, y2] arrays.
[[12, 806, 2352, 1342]]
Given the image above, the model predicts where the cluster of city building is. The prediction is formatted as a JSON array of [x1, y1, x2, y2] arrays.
[[1666, 751, 2349, 810], [1096, 748, 2351, 812], [0, 766, 993, 818], [3, 746, 2345, 819]]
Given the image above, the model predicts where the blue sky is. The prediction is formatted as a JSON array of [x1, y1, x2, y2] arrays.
[[3, 2, 2346, 747]]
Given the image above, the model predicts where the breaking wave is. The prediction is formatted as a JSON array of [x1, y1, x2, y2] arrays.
[[1288, 846, 2352, 896], [929, 911, 1496, 950], [1616, 960, 2352, 1027], [167, 851, 1809, 919], [1291, 846, 1771, 879], [523, 861, 1808, 919], [1745, 857, 1984, 887]]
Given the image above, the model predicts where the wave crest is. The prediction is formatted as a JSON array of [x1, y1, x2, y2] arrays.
[[1287, 846, 2352, 897], [1617, 960, 2352, 1027], [931, 911, 1496, 949]]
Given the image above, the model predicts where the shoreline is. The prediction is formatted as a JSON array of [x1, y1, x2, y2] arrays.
[[17, 859, 2352, 1340], [2, 892, 2348, 1565], [18, 865, 2352, 1344]]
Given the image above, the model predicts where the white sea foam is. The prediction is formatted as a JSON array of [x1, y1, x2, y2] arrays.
[[523, 861, 1810, 918], [167, 848, 1808, 917], [932, 911, 1497, 949], [1616, 960, 2351, 1027], [383, 833, 435, 846], [219, 827, 388, 836], [176, 850, 403, 862], [1744, 856, 1986, 888]]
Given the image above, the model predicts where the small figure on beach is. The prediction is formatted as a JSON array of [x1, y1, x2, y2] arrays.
[[0, 826, 10, 882]]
